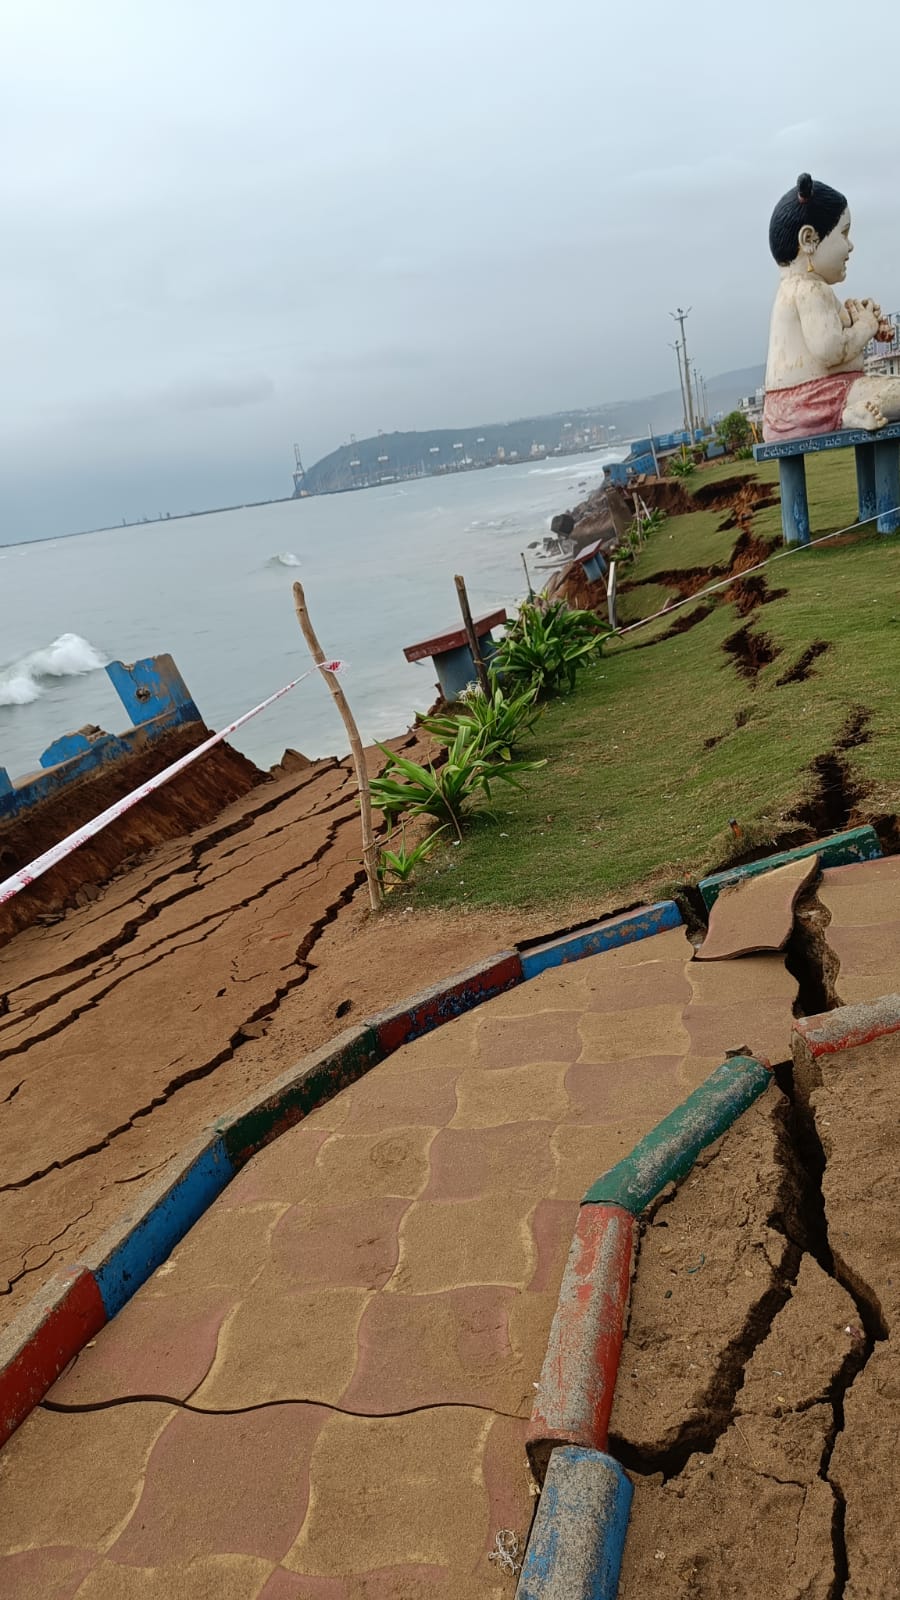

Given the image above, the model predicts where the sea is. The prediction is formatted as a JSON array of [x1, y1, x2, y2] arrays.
[[0, 451, 621, 779]]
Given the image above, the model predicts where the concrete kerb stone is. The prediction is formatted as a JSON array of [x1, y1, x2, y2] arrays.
[[520, 900, 682, 979], [792, 992, 900, 1099], [366, 950, 524, 1052], [698, 825, 882, 911], [515, 1445, 633, 1600], [527, 1205, 635, 1483], [0, 906, 680, 1447], [0, 1269, 106, 1448]]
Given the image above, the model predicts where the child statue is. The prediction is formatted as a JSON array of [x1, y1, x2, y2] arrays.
[[763, 173, 896, 441]]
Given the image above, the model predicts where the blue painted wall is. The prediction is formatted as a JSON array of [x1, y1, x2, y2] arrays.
[[0, 654, 204, 823]]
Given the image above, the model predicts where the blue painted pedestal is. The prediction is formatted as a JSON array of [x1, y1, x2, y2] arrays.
[[755, 420, 900, 544]]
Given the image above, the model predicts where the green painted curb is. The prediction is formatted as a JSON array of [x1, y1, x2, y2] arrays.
[[698, 825, 882, 910], [582, 1055, 771, 1210]]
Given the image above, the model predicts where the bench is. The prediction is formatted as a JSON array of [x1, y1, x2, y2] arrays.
[[753, 421, 900, 545]]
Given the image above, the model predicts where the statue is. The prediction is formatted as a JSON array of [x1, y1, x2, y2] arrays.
[[763, 173, 897, 441]]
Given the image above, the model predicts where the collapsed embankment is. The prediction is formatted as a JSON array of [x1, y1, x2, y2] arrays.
[[0, 725, 264, 944]]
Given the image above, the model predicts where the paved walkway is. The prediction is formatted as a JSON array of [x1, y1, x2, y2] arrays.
[[0, 920, 801, 1598]]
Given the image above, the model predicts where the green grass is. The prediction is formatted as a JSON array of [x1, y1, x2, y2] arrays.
[[406, 453, 900, 914]]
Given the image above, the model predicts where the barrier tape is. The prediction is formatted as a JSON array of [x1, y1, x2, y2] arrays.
[[0, 660, 347, 908]]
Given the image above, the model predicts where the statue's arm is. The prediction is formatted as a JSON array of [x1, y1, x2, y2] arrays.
[[796, 281, 876, 368]]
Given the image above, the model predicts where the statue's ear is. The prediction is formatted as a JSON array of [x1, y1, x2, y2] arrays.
[[798, 223, 820, 259]]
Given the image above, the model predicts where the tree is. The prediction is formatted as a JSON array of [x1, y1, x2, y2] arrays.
[[717, 410, 751, 453]]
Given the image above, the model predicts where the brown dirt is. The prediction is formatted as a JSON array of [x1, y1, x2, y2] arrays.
[[0, 731, 593, 1332], [614, 1039, 900, 1598], [721, 623, 782, 681]]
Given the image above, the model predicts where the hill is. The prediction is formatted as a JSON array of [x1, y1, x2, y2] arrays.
[[296, 365, 765, 495]]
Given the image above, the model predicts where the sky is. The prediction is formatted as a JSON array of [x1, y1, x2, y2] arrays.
[[3, 0, 898, 540]]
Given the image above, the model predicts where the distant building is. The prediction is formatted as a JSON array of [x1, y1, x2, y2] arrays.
[[866, 312, 900, 377], [738, 387, 765, 430]]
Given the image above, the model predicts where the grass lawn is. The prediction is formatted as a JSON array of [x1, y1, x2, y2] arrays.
[[406, 451, 900, 914]]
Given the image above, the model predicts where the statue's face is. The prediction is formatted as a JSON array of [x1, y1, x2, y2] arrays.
[[813, 208, 853, 284]]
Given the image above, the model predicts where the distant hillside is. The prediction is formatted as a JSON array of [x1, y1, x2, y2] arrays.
[[297, 365, 765, 496]]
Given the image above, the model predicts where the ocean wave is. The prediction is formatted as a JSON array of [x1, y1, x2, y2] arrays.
[[268, 552, 301, 568], [0, 632, 108, 708]]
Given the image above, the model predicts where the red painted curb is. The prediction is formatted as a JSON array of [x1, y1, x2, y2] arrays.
[[527, 1204, 635, 1483], [792, 994, 900, 1058], [367, 951, 523, 1054], [0, 1270, 106, 1448]]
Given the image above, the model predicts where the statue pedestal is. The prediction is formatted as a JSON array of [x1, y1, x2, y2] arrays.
[[754, 422, 900, 542]]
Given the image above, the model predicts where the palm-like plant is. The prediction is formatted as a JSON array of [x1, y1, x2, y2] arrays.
[[420, 684, 541, 762], [370, 723, 545, 839], [490, 601, 608, 696]]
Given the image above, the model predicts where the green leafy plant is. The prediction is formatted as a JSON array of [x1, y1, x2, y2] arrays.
[[370, 723, 545, 839], [420, 684, 541, 762], [377, 826, 447, 885], [716, 409, 752, 453], [668, 453, 695, 479], [490, 600, 608, 696], [734, 443, 754, 460]]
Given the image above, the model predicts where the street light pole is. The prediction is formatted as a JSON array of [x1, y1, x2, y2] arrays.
[[670, 340, 688, 434], [670, 307, 696, 439]]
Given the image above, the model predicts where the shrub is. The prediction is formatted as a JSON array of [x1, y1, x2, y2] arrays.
[[378, 827, 447, 885], [668, 454, 695, 479], [717, 410, 752, 453], [370, 723, 546, 839], [490, 600, 608, 697], [420, 684, 541, 762]]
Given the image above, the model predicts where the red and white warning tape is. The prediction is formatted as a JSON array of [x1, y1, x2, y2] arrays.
[[0, 660, 346, 909]]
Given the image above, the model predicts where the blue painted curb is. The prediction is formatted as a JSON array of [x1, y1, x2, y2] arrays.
[[521, 900, 682, 980], [699, 826, 882, 910], [516, 1445, 632, 1600], [91, 1137, 235, 1318]]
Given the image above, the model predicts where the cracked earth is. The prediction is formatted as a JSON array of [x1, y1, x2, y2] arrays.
[[614, 856, 900, 1600], [0, 739, 559, 1333]]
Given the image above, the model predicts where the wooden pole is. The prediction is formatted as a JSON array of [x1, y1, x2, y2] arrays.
[[292, 580, 382, 911], [454, 573, 491, 696], [520, 550, 535, 600]]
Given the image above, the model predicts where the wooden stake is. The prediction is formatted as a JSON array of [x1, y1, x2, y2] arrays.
[[520, 550, 535, 600], [292, 581, 382, 911], [454, 573, 491, 696]]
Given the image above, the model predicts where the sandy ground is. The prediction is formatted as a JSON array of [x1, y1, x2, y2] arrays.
[[0, 741, 608, 1333]]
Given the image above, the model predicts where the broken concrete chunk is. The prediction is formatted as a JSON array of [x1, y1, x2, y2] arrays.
[[696, 855, 820, 961]]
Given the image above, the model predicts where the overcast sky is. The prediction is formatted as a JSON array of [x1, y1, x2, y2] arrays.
[[3, 0, 898, 539]]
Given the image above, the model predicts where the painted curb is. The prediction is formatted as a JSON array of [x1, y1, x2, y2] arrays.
[[527, 1205, 635, 1481], [0, 1270, 106, 1448], [0, 904, 670, 1447], [367, 951, 523, 1053], [217, 1026, 383, 1168], [582, 1054, 772, 1209], [515, 1446, 633, 1600], [792, 993, 900, 1059], [520, 900, 682, 979], [698, 825, 882, 910], [792, 994, 900, 1103]]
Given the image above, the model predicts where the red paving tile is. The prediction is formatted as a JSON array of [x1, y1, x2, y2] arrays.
[[54, 1286, 238, 1404], [270, 1196, 410, 1289], [474, 1010, 583, 1067], [526, 1198, 580, 1293], [110, 1404, 330, 1566], [341, 1286, 519, 1413], [0, 1546, 96, 1600], [565, 1056, 686, 1123], [421, 1121, 557, 1201]]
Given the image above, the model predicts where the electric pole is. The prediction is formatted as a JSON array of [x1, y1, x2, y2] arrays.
[[670, 308, 696, 438], [670, 340, 688, 434]]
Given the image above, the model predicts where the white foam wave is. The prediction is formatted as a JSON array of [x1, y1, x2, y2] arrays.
[[268, 551, 301, 568], [0, 632, 107, 708]]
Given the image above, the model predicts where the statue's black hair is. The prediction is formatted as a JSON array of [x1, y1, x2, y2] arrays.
[[768, 173, 848, 265]]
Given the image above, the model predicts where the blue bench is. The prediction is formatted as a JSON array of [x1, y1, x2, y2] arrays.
[[753, 420, 900, 545]]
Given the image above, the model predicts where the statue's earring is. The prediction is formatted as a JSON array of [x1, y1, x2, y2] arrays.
[[806, 252, 816, 274]]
